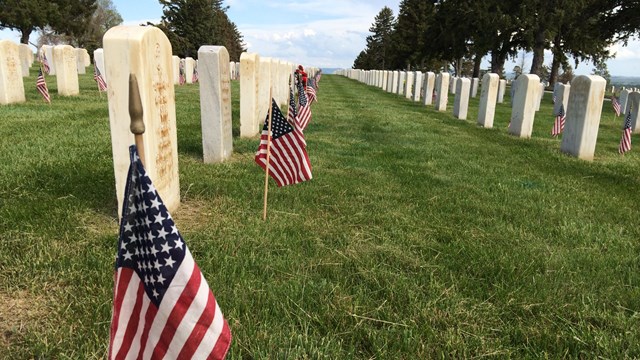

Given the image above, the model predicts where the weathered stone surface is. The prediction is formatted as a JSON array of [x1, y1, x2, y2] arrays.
[[405, 71, 414, 99], [75, 48, 89, 74], [435, 73, 450, 111], [18, 44, 33, 77], [553, 83, 570, 116], [172, 56, 180, 84], [449, 76, 456, 94], [560, 75, 606, 160], [627, 92, 640, 133], [0, 40, 25, 105], [240, 52, 260, 137], [535, 83, 544, 111], [497, 79, 506, 103], [453, 78, 471, 120], [103, 25, 180, 215], [94, 48, 106, 83], [382, 71, 389, 91], [184, 57, 195, 84], [391, 71, 399, 94], [53, 45, 79, 96], [508, 74, 540, 138], [257, 57, 272, 125], [477, 73, 499, 128], [620, 89, 631, 114], [412, 71, 423, 102], [198, 46, 232, 163], [423, 72, 435, 106], [471, 77, 479, 98], [397, 71, 406, 95]]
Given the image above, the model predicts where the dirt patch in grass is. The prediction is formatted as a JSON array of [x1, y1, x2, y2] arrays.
[[0, 289, 50, 347]]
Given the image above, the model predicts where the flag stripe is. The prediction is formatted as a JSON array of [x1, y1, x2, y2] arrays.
[[176, 291, 217, 359], [114, 281, 145, 360], [109, 269, 135, 358], [203, 304, 231, 359]]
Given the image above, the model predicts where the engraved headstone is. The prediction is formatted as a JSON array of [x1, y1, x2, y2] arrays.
[[435, 73, 450, 111], [412, 71, 423, 102], [257, 57, 272, 125], [104, 25, 180, 215], [240, 52, 260, 137], [41, 45, 56, 75], [0, 40, 25, 105], [553, 83, 570, 116], [391, 71, 399, 94], [422, 72, 435, 106], [75, 48, 89, 74], [405, 71, 414, 99], [620, 89, 631, 114], [497, 79, 506, 103], [453, 78, 471, 120], [626, 92, 640, 133], [198, 46, 232, 163], [508, 74, 540, 138], [477, 73, 499, 128], [94, 48, 106, 83], [184, 57, 195, 84], [53, 45, 79, 96], [18, 44, 33, 77], [172, 56, 180, 84], [471, 77, 479, 98], [560, 75, 606, 160]]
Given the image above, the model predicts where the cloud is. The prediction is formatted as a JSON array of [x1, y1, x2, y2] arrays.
[[608, 38, 640, 60]]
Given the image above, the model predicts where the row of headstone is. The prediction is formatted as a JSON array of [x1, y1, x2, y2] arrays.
[[341, 68, 614, 161]]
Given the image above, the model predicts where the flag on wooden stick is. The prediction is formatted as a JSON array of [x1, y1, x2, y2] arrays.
[[295, 77, 311, 131], [255, 99, 312, 187], [94, 64, 107, 91], [619, 107, 633, 154], [287, 87, 297, 126], [108, 145, 231, 360], [36, 68, 50, 104], [551, 103, 566, 137], [612, 96, 621, 117], [41, 53, 50, 74]]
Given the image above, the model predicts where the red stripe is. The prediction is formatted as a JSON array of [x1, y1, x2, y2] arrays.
[[270, 143, 297, 184], [278, 134, 309, 183], [108, 268, 134, 358], [208, 320, 232, 360], [151, 262, 202, 359], [176, 291, 216, 358], [134, 295, 159, 358], [115, 282, 145, 360]]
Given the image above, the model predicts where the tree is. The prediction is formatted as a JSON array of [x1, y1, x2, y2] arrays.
[[359, 7, 395, 70], [353, 50, 375, 69], [389, 0, 436, 70], [157, 0, 245, 59], [592, 60, 611, 85]]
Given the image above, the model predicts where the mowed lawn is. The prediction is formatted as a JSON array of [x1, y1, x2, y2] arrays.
[[1, 69, 639, 359]]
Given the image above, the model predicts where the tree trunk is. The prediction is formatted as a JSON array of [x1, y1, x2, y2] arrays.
[[529, 29, 546, 75], [20, 28, 32, 44], [490, 51, 507, 76], [472, 53, 482, 78], [548, 34, 563, 86]]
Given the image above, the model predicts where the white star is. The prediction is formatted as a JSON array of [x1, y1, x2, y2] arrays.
[[144, 275, 151, 284], [123, 251, 133, 261], [128, 234, 138, 243], [150, 244, 159, 257], [147, 183, 156, 195], [154, 260, 162, 271], [157, 274, 166, 285], [164, 256, 176, 268], [124, 223, 133, 233], [174, 239, 184, 250], [129, 202, 137, 214], [157, 228, 168, 240], [154, 213, 164, 225], [152, 289, 159, 298], [171, 225, 179, 235], [150, 198, 161, 211], [161, 242, 171, 254]]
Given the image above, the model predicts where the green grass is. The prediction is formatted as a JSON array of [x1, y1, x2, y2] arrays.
[[1, 67, 639, 359]]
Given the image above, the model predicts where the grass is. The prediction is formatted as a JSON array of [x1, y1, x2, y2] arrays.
[[1, 66, 639, 359]]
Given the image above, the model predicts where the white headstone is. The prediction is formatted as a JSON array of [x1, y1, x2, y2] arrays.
[[0, 40, 25, 105], [184, 57, 195, 84], [477, 73, 499, 128], [53, 45, 79, 96], [41, 45, 55, 75], [423, 72, 435, 106], [412, 71, 423, 102], [471, 77, 479, 98], [508, 74, 540, 138], [560, 75, 606, 160], [553, 83, 570, 116], [620, 89, 631, 114], [75, 48, 89, 74], [257, 57, 272, 125], [497, 79, 506, 103], [535, 82, 544, 111], [391, 71, 399, 94], [405, 71, 414, 99], [94, 48, 106, 83], [435, 73, 450, 112], [627, 92, 640, 133], [449, 76, 456, 94], [18, 44, 33, 77], [453, 78, 471, 120], [382, 71, 389, 91], [198, 46, 232, 163], [240, 52, 260, 137], [397, 71, 406, 95], [172, 56, 180, 84], [103, 25, 180, 215]]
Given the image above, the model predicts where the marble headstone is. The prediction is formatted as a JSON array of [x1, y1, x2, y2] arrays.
[[422, 72, 435, 106], [435, 73, 450, 111], [508, 74, 540, 138], [240, 52, 260, 137], [53, 45, 79, 96], [477, 73, 499, 128], [0, 40, 25, 105], [453, 78, 471, 120]]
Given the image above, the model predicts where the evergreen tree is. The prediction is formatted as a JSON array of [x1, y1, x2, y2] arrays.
[[361, 7, 395, 70], [390, 0, 436, 70]]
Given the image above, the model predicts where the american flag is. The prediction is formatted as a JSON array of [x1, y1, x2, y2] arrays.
[[94, 64, 107, 92], [551, 103, 566, 137], [36, 68, 50, 103], [287, 87, 297, 126], [612, 96, 621, 117], [619, 107, 633, 154], [109, 145, 231, 359], [306, 85, 317, 104], [41, 53, 50, 74], [179, 60, 186, 85], [255, 99, 312, 187], [295, 78, 311, 131]]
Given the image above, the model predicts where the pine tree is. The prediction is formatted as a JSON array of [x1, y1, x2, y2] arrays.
[[390, 0, 436, 70], [361, 7, 396, 70]]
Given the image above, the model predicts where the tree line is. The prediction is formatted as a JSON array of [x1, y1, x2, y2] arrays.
[[353, 0, 640, 84], [0, 0, 245, 61]]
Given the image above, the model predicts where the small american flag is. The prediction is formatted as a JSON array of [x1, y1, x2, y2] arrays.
[[612, 96, 621, 117], [94, 64, 107, 92], [255, 99, 312, 187], [306, 85, 317, 104], [287, 87, 297, 126], [179, 60, 186, 85], [552, 103, 566, 137], [619, 107, 633, 154], [109, 145, 231, 359], [36, 68, 50, 103], [295, 78, 311, 131], [41, 53, 50, 74]]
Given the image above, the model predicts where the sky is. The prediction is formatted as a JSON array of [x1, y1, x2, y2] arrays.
[[1, 0, 639, 76]]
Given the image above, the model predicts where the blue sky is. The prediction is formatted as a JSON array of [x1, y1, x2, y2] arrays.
[[1, 0, 638, 76]]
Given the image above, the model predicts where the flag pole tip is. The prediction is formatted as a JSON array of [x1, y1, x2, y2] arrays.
[[129, 74, 145, 135]]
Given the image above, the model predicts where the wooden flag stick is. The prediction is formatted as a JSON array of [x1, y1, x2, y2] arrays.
[[129, 73, 146, 166], [263, 87, 274, 221]]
